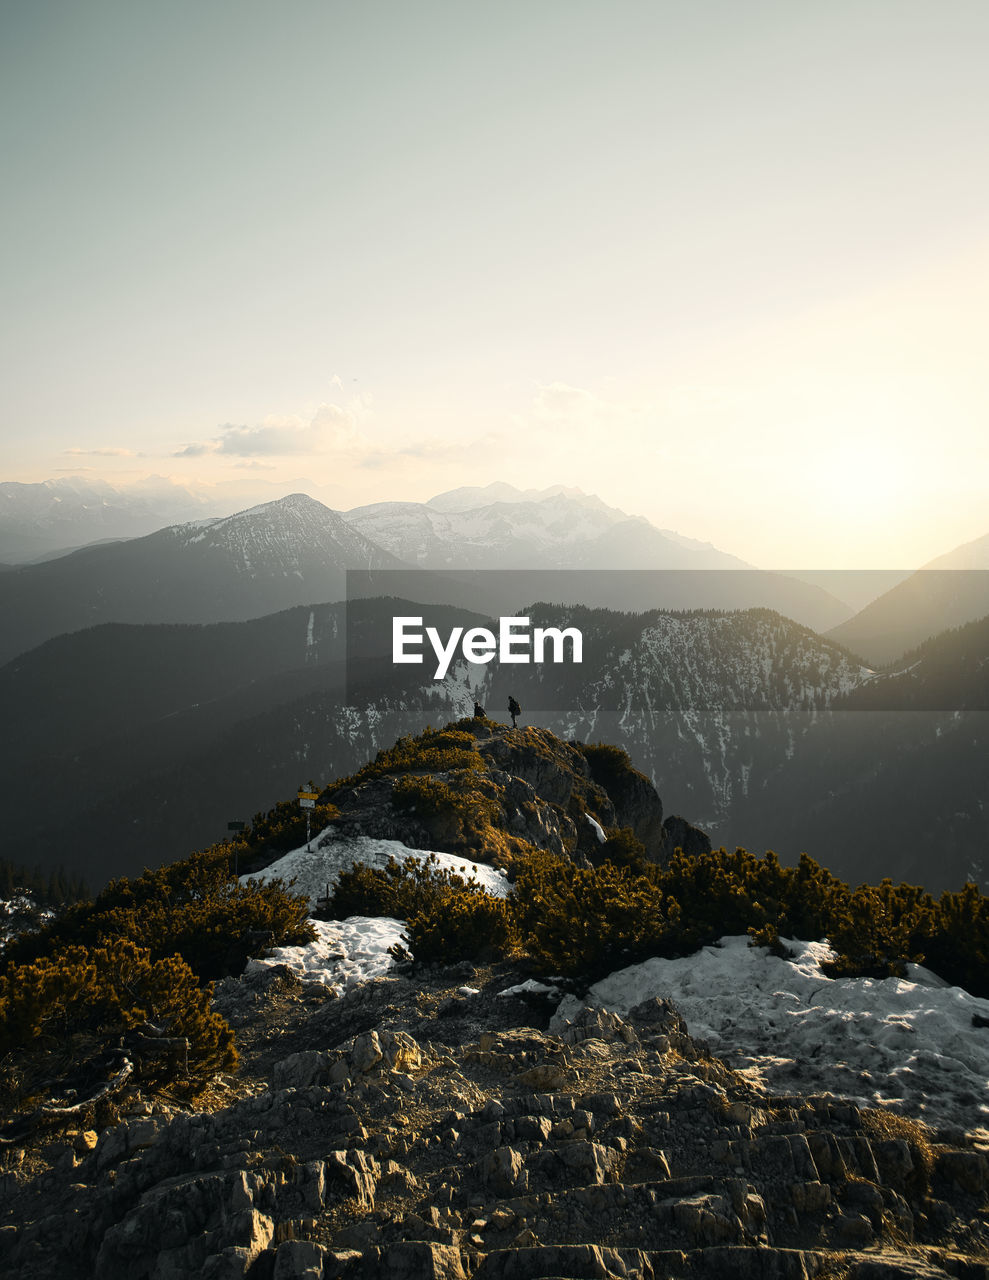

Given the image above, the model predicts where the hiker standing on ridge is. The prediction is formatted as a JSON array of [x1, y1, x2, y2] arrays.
[[508, 695, 521, 728]]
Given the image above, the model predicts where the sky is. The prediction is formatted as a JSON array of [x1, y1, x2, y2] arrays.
[[2, 0, 988, 568]]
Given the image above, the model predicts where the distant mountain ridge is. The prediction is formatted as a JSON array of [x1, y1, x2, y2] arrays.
[[826, 564, 989, 665], [0, 486, 855, 664], [345, 486, 748, 571], [0, 494, 403, 665], [3, 592, 986, 892], [0, 599, 895, 888], [0, 476, 222, 562]]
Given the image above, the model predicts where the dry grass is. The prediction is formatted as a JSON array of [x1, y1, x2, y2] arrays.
[[860, 1105, 935, 1194]]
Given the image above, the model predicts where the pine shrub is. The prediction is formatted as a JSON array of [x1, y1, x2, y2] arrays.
[[920, 882, 989, 997], [598, 826, 649, 872], [0, 938, 236, 1108], [1, 846, 314, 983], [823, 880, 931, 979], [401, 892, 513, 965], [323, 853, 491, 921], [326, 727, 485, 795], [517, 854, 681, 980]]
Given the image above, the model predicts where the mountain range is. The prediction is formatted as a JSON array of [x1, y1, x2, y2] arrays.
[[826, 543, 989, 665], [0, 494, 401, 665], [0, 486, 856, 665], [0, 476, 226, 563], [2, 479, 988, 894]]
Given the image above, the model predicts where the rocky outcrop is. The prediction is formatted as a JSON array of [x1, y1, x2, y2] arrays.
[[330, 767, 580, 861], [3, 957, 989, 1280], [660, 814, 713, 860], [325, 723, 699, 868]]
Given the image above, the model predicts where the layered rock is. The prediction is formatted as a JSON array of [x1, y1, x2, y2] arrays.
[[3, 956, 988, 1280]]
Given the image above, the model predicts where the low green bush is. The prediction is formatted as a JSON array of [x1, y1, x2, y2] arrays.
[[322, 812, 989, 995], [0, 938, 237, 1110], [597, 826, 649, 872], [322, 852, 513, 967], [919, 882, 989, 997], [326, 727, 485, 795], [233, 798, 339, 874], [402, 892, 513, 965], [823, 880, 931, 979], [522, 858, 681, 979], [576, 741, 640, 792], [322, 852, 489, 921], [1, 845, 315, 984]]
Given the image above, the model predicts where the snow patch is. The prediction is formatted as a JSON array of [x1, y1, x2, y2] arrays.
[[585, 813, 607, 843], [245, 916, 404, 993], [243, 827, 509, 906], [550, 936, 989, 1130]]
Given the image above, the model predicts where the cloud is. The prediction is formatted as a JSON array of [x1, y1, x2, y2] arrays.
[[175, 401, 361, 459], [63, 447, 141, 457], [527, 382, 647, 438], [531, 382, 605, 425]]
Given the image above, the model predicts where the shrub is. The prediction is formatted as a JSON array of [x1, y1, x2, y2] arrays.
[[598, 826, 649, 873], [234, 799, 339, 874], [747, 922, 792, 959], [576, 741, 640, 793], [515, 851, 681, 980], [322, 853, 514, 967], [0, 939, 236, 1109], [402, 892, 513, 965], [823, 880, 931, 979], [860, 1108, 934, 1196], [1, 846, 315, 984], [391, 772, 501, 849], [919, 882, 989, 997], [392, 774, 463, 821], [326, 727, 485, 795], [323, 853, 486, 921], [320, 857, 412, 920]]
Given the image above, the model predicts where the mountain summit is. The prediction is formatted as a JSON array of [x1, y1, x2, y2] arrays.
[[5, 719, 989, 1278], [0, 494, 404, 665], [344, 486, 742, 572]]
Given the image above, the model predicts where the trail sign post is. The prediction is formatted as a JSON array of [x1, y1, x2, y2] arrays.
[[298, 790, 320, 848]]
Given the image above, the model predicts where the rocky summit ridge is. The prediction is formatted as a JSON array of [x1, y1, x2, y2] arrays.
[[2, 724, 989, 1279], [319, 721, 711, 872]]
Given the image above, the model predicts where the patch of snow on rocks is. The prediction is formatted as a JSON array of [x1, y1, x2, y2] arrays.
[[242, 826, 509, 906], [551, 935, 989, 1130], [585, 814, 607, 843], [245, 916, 405, 994]]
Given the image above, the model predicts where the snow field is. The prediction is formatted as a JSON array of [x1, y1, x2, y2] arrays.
[[551, 936, 989, 1132], [244, 834, 989, 1133], [242, 826, 509, 906]]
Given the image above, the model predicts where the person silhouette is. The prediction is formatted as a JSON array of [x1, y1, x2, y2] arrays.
[[473, 701, 485, 718], [508, 695, 521, 728]]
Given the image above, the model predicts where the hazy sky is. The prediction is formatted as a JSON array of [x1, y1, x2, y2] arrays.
[[2, 1, 988, 567]]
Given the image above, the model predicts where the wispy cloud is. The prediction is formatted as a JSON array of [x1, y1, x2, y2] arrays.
[[531, 382, 605, 425], [175, 401, 361, 459], [63, 447, 142, 457]]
